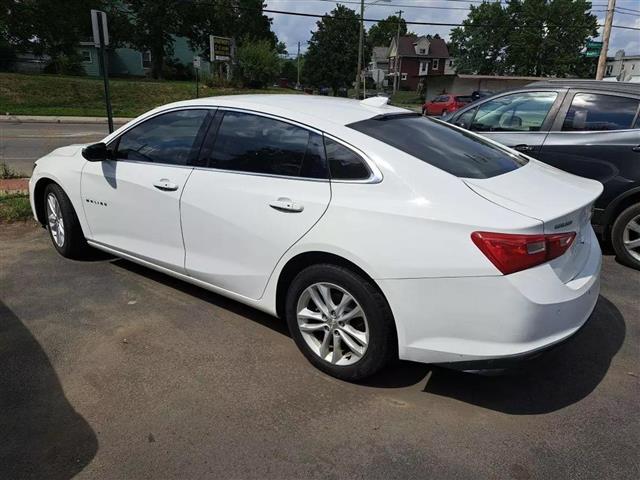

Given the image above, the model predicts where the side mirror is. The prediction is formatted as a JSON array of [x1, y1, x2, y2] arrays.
[[82, 142, 109, 162]]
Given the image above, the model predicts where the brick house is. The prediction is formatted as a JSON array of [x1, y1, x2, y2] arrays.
[[388, 35, 452, 91]]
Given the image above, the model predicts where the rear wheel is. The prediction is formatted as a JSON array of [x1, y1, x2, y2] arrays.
[[44, 183, 90, 259], [441, 109, 448, 117], [285, 264, 396, 381], [611, 203, 640, 270]]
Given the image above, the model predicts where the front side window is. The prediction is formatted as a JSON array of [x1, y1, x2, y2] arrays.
[[206, 111, 328, 179], [471, 91, 558, 132], [562, 93, 640, 131], [349, 114, 528, 179], [116, 109, 209, 165], [324, 138, 371, 180]]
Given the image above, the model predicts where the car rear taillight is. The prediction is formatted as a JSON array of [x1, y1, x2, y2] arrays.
[[471, 231, 576, 275]]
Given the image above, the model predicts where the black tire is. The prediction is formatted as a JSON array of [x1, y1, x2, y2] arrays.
[[285, 264, 396, 381], [43, 183, 90, 259], [611, 203, 640, 270]]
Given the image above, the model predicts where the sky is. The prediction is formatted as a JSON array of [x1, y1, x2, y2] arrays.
[[265, 0, 640, 57]]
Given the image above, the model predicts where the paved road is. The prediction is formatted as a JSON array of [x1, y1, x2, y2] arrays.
[[0, 122, 122, 175], [1, 223, 639, 480]]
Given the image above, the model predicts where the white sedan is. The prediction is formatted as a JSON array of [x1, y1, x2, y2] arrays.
[[29, 95, 603, 381]]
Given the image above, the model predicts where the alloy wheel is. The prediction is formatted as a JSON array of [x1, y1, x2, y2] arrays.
[[47, 193, 65, 247], [296, 282, 369, 366], [623, 214, 640, 262]]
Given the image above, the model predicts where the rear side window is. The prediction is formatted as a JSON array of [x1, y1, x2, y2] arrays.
[[562, 93, 640, 131], [349, 114, 528, 179], [324, 138, 371, 180], [205, 111, 328, 179], [116, 109, 209, 165]]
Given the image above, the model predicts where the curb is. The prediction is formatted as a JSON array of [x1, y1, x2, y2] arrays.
[[0, 115, 133, 125], [0, 178, 29, 193]]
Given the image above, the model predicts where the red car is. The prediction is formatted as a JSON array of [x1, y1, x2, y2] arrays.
[[422, 94, 471, 116]]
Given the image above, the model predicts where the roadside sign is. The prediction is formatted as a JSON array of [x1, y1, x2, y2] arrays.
[[193, 56, 201, 69], [585, 39, 602, 58], [210, 36, 232, 61], [91, 10, 109, 47]]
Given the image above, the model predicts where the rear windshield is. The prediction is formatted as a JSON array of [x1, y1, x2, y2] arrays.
[[433, 95, 449, 103], [348, 113, 528, 179]]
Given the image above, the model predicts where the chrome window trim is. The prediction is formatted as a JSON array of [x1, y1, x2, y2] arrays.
[[105, 104, 382, 184]]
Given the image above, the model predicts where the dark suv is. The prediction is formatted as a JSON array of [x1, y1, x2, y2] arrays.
[[447, 80, 640, 269]]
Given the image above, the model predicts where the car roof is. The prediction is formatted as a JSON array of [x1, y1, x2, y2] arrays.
[[151, 94, 408, 129], [526, 79, 640, 94]]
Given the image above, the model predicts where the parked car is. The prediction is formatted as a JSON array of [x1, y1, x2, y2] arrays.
[[422, 94, 471, 116], [447, 80, 640, 269], [30, 95, 602, 381]]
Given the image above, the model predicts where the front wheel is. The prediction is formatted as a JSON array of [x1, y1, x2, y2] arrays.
[[611, 203, 640, 270], [285, 264, 396, 381], [44, 183, 90, 259]]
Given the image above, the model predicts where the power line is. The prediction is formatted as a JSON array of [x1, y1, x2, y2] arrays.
[[188, 1, 640, 33]]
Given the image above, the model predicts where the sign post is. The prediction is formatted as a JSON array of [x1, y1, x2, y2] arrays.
[[91, 9, 114, 133], [193, 56, 201, 98]]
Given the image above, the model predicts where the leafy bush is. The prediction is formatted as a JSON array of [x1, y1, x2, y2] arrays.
[[0, 41, 17, 72], [162, 58, 194, 81], [44, 54, 85, 76], [236, 40, 280, 88]]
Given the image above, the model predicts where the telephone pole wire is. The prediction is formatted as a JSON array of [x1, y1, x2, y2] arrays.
[[596, 0, 616, 80]]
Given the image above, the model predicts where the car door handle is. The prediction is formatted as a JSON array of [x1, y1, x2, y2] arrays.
[[269, 197, 304, 213], [153, 179, 179, 191], [513, 144, 534, 152], [632, 145, 640, 153]]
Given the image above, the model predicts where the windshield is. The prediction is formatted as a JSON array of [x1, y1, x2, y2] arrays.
[[348, 114, 528, 179]]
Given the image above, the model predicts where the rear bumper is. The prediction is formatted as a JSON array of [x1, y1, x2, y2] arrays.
[[379, 228, 602, 365]]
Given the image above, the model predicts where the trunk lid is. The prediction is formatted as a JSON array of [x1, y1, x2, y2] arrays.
[[464, 160, 603, 282]]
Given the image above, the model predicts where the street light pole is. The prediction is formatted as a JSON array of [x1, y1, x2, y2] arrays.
[[392, 9, 403, 95], [596, 0, 616, 80], [355, 0, 365, 99]]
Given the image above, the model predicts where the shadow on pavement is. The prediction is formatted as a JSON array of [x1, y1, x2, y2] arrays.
[[110, 258, 626, 415], [112, 259, 291, 337], [0, 301, 98, 479], [421, 295, 625, 414]]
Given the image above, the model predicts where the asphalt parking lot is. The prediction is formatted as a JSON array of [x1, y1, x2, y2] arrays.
[[1, 222, 639, 479]]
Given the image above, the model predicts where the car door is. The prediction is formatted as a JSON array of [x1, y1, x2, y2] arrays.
[[538, 90, 640, 210], [451, 90, 564, 155], [81, 108, 212, 272], [180, 109, 331, 299]]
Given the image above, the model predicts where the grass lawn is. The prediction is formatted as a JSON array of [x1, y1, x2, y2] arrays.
[[0, 73, 299, 118], [0, 193, 31, 223]]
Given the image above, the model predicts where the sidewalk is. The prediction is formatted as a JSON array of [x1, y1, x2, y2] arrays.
[[0, 115, 133, 125]]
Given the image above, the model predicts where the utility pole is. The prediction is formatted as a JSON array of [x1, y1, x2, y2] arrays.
[[297, 41, 301, 88], [355, 0, 365, 99], [392, 10, 403, 95], [596, 0, 616, 80]]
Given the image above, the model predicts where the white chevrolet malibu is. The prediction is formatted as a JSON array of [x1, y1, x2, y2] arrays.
[[29, 95, 602, 381]]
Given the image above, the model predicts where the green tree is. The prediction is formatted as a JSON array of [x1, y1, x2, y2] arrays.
[[280, 58, 298, 83], [449, 1, 510, 75], [236, 39, 280, 88], [367, 15, 413, 48], [305, 5, 362, 95], [2, 0, 103, 73], [450, 0, 598, 77]]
